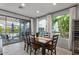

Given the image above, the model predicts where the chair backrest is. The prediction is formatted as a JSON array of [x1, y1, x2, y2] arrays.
[[52, 35, 58, 49], [30, 35, 39, 45], [24, 34, 30, 44], [23, 36, 26, 43], [36, 33, 39, 37], [6, 35, 9, 39], [44, 34, 50, 38], [23, 35, 27, 43], [30, 35, 35, 43]]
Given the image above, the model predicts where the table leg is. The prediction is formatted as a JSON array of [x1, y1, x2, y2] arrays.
[[42, 46, 45, 55]]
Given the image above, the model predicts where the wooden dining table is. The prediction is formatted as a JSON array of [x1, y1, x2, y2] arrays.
[[35, 37, 52, 55]]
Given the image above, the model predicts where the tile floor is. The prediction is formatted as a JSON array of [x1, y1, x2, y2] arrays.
[[3, 42, 72, 55]]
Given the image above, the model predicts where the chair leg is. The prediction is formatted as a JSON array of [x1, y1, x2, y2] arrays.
[[24, 43, 26, 50], [34, 49, 37, 55], [48, 49, 49, 53], [53, 49, 56, 55], [55, 49, 56, 55], [26, 45, 29, 52], [51, 50, 53, 55], [30, 46, 32, 55]]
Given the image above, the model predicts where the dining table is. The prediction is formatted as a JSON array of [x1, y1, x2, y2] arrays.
[[35, 37, 52, 55]]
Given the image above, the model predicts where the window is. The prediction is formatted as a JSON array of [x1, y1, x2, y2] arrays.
[[38, 19, 47, 36], [52, 14, 69, 38]]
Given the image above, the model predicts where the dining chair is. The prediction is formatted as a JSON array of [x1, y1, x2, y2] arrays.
[[6, 34, 9, 41], [26, 35, 31, 53], [23, 36, 27, 51], [36, 32, 39, 37], [45, 35, 58, 55], [44, 34, 50, 38], [29, 35, 41, 55], [23, 33, 31, 53]]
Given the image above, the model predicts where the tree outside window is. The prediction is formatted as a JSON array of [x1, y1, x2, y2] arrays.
[[52, 14, 69, 38]]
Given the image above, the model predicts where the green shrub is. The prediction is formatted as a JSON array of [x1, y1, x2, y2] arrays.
[[52, 14, 69, 38]]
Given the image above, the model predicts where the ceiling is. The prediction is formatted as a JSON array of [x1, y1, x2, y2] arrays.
[[0, 3, 77, 18]]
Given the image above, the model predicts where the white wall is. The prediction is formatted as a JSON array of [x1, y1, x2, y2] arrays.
[[47, 15, 52, 37], [33, 19, 37, 34], [69, 7, 77, 50], [0, 39, 2, 54], [76, 5, 79, 19], [36, 19, 39, 33], [31, 18, 37, 34], [31, 18, 34, 34]]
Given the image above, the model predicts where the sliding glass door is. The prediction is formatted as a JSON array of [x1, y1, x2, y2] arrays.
[[0, 16, 6, 46], [20, 20, 31, 39], [2, 17, 20, 45], [13, 19, 20, 40], [0, 15, 31, 45]]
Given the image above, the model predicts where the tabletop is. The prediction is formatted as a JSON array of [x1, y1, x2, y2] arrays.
[[35, 37, 52, 44]]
